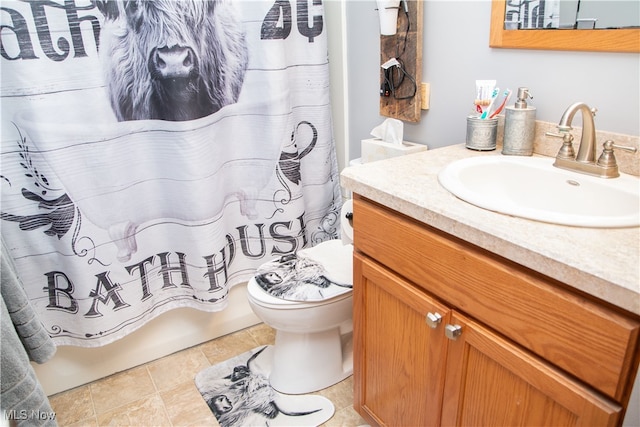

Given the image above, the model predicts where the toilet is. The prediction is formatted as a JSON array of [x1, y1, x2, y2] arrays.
[[246, 203, 354, 395]]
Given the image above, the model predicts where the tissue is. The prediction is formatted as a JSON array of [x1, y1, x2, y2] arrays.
[[361, 118, 428, 163], [370, 118, 404, 145]]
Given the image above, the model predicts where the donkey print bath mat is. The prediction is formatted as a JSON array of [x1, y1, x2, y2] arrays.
[[195, 346, 334, 427]]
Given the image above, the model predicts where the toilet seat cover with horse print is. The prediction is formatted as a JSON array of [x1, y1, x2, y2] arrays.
[[253, 239, 353, 302]]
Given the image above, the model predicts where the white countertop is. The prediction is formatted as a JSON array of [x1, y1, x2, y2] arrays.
[[341, 144, 640, 316]]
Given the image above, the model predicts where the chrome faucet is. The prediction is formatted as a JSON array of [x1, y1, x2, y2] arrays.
[[546, 102, 637, 178]]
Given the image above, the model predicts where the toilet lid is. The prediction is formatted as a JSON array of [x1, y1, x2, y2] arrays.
[[252, 240, 353, 302], [247, 277, 351, 308]]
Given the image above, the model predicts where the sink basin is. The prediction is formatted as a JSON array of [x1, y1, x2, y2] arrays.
[[438, 156, 640, 228]]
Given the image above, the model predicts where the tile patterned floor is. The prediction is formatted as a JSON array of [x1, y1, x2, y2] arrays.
[[49, 323, 367, 426]]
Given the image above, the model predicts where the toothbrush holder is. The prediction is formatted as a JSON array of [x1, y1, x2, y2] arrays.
[[466, 115, 498, 151]]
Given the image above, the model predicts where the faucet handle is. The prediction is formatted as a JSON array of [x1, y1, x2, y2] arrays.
[[545, 131, 572, 140], [546, 131, 575, 159], [597, 140, 638, 169], [606, 141, 637, 154]]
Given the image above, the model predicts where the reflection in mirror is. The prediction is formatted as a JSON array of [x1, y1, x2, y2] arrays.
[[504, 0, 640, 30], [575, 1, 640, 29], [490, 0, 640, 52], [504, 0, 559, 28]]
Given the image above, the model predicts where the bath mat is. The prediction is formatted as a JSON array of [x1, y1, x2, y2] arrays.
[[195, 346, 334, 427]]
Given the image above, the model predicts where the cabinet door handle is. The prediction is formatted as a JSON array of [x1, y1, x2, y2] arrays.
[[445, 324, 463, 340], [426, 312, 442, 328]]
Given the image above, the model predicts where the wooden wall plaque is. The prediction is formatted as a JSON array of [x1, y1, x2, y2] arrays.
[[379, 1, 423, 123]]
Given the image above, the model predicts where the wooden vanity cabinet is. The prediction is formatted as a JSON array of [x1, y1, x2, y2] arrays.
[[352, 196, 640, 427], [354, 255, 451, 426]]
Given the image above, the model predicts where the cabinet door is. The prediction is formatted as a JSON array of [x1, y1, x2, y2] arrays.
[[354, 254, 450, 427], [441, 312, 622, 427]]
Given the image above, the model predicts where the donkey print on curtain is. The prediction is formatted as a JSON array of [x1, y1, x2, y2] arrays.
[[0, 0, 342, 347]]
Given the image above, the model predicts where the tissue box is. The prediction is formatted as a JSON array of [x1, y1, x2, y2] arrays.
[[361, 138, 428, 163]]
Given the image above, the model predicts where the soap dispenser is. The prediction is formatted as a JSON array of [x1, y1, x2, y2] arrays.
[[502, 87, 536, 156]]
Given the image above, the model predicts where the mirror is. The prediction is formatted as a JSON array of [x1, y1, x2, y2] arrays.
[[571, 1, 639, 29], [490, 0, 640, 52], [503, 0, 639, 30]]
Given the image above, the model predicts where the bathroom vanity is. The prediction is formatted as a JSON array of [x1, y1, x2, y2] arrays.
[[341, 144, 640, 426]]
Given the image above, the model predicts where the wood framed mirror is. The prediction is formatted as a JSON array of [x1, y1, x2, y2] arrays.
[[489, 0, 640, 53]]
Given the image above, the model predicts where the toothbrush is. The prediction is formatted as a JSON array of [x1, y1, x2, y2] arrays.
[[480, 87, 499, 119], [489, 89, 512, 119]]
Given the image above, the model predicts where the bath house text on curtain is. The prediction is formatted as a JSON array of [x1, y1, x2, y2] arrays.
[[0, 0, 342, 347]]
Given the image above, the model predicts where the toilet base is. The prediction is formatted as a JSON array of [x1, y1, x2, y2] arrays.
[[268, 326, 353, 395]]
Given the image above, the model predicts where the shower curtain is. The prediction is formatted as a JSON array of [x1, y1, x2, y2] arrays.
[[0, 0, 342, 347]]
